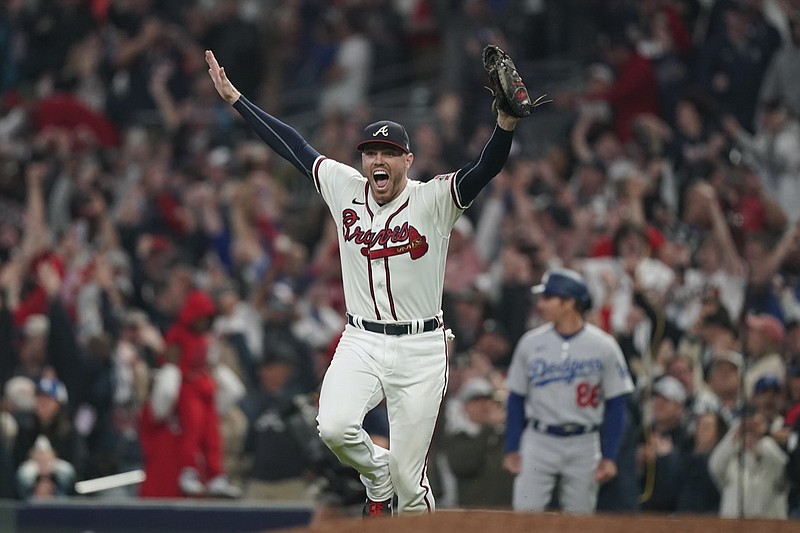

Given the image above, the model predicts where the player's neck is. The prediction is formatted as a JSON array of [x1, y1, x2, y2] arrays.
[[553, 315, 584, 338]]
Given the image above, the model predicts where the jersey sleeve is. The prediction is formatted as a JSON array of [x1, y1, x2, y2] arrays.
[[418, 172, 467, 236], [312, 156, 367, 212]]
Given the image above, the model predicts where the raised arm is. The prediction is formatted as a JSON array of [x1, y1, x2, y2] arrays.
[[205, 50, 320, 179], [453, 110, 519, 205]]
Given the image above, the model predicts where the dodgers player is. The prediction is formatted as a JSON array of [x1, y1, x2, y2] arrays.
[[503, 268, 634, 514], [205, 50, 523, 516]]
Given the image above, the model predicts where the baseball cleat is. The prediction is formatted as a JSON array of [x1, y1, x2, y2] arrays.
[[362, 496, 393, 518]]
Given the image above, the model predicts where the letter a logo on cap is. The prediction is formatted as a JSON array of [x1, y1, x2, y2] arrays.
[[373, 125, 390, 137]]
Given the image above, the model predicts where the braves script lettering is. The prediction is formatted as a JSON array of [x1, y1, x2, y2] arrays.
[[341, 209, 429, 260]]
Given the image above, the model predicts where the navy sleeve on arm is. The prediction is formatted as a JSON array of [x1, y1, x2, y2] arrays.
[[505, 391, 526, 453], [601, 394, 629, 461], [454, 125, 514, 205], [232, 96, 321, 179]]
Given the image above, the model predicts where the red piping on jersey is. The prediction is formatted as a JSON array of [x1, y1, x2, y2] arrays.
[[363, 196, 380, 319], [447, 172, 463, 209], [364, 182, 374, 217], [383, 199, 409, 321], [313, 157, 326, 192]]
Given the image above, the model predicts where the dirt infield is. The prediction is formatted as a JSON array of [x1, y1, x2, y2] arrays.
[[273, 509, 798, 533]]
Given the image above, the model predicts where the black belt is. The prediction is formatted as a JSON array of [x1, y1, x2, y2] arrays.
[[530, 419, 599, 437], [347, 314, 440, 336]]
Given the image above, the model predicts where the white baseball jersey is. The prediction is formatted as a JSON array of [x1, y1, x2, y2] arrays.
[[506, 323, 634, 427], [312, 156, 465, 321]]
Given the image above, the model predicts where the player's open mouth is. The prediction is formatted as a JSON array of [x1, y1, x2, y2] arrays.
[[373, 170, 389, 189]]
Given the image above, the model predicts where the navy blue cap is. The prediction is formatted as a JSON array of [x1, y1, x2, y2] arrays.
[[754, 375, 783, 394], [532, 268, 592, 310], [356, 120, 411, 154]]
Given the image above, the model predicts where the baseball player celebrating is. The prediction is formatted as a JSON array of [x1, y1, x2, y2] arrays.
[[206, 45, 534, 516], [503, 268, 634, 514]]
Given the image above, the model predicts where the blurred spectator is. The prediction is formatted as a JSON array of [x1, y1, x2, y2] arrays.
[[665, 181, 746, 334], [445, 285, 490, 356], [785, 361, 800, 427], [16, 0, 98, 87], [443, 376, 513, 508], [675, 410, 727, 514], [709, 405, 789, 518], [138, 382, 180, 496], [787, 361, 800, 516], [723, 99, 800, 223], [13, 314, 51, 381], [0, 375, 36, 498], [695, 0, 781, 133], [16, 434, 76, 500], [582, 221, 675, 364], [743, 312, 787, 398], [665, 354, 721, 425], [196, 0, 265, 104], [637, 376, 691, 513], [444, 217, 487, 296], [752, 374, 789, 443], [161, 289, 241, 498], [318, 7, 372, 119], [12, 376, 85, 498], [705, 350, 746, 424], [212, 279, 263, 368], [630, 0, 694, 126], [759, 14, 800, 118], [577, 31, 662, 142], [240, 348, 313, 502]]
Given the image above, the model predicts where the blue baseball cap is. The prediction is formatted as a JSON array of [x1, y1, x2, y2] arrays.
[[754, 375, 783, 394], [36, 377, 68, 405], [356, 120, 411, 154], [532, 268, 591, 310]]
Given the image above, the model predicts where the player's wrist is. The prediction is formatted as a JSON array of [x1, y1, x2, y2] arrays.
[[497, 114, 519, 131]]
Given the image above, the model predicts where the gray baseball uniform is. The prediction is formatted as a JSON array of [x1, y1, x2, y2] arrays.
[[506, 322, 634, 513]]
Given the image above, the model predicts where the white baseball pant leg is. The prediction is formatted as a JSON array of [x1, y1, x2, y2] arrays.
[[316, 326, 447, 514]]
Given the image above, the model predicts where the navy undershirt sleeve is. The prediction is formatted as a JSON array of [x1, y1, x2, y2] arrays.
[[232, 96, 320, 180], [601, 394, 628, 461], [505, 391, 526, 453], [454, 125, 514, 205]]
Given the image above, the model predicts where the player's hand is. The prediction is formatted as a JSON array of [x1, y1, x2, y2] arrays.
[[594, 458, 617, 484], [205, 50, 241, 105], [502, 452, 522, 475]]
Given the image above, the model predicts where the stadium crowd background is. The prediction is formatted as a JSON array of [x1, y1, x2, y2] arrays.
[[1, 0, 800, 522]]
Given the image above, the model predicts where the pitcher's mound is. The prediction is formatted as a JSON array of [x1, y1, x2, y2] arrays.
[[275, 509, 796, 533]]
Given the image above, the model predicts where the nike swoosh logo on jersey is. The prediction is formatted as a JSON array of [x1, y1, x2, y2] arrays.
[[352, 198, 365, 205]]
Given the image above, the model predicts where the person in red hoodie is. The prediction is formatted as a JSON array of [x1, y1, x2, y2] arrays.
[[160, 289, 240, 498], [582, 32, 662, 143]]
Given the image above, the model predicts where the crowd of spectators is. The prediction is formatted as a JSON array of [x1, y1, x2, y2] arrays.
[[1, 0, 800, 522]]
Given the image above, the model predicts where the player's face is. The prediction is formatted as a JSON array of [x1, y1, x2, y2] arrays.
[[536, 294, 573, 322], [361, 144, 412, 205]]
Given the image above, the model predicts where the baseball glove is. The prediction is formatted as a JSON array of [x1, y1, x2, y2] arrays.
[[482, 44, 549, 118]]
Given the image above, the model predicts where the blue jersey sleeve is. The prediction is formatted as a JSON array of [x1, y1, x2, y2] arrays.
[[232, 96, 320, 179], [601, 394, 628, 461], [505, 391, 526, 453]]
